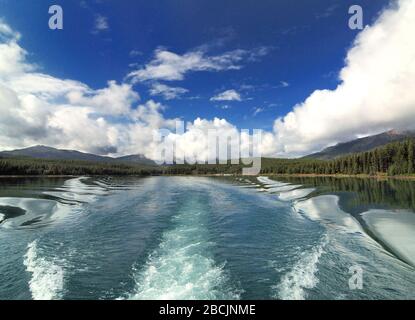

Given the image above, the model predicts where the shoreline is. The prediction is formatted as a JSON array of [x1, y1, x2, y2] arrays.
[[0, 175, 80, 179], [0, 173, 415, 180], [263, 173, 415, 181]]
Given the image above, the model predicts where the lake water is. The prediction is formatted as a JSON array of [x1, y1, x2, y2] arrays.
[[0, 176, 414, 300]]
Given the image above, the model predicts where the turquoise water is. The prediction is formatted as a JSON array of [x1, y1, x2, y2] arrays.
[[0, 176, 414, 300]]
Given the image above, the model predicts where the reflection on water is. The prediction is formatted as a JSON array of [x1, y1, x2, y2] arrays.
[[274, 176, 415, 213]]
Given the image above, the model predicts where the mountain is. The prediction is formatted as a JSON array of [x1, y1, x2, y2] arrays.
[[305, 130, 415, 160], [0, 145, 112, 162], [115, 154, 158, 166], [0, 145, 157, 166]]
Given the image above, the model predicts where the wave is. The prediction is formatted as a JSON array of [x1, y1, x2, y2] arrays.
[[255, 177, 314, 201], [294, 195, 363, 234], [251, 178, 364, 235], [23, 240, 65, 300], [362, 209, 415, 267], [275, 235, 328, 300], [257, 176, 291, 187], [256, 177, 303, 193], [124, 198, 240, 300], [277, 188, 315, 201], [266, 184, 302, 193], [0, 198, 70, 229], [44, 177, 108, 203], [257, 176, 279, 185]]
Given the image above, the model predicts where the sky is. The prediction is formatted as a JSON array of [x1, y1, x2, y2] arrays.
[[0, 0, 414, 159]]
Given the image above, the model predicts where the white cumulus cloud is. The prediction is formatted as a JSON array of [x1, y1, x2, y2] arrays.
[[127, 47, 270, 83], [210, 89, 242, 102]]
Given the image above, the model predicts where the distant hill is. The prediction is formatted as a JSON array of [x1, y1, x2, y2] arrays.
[[305, 130, 415, 160], [115, 154, 158, 166], [0, 145, 157, 166]]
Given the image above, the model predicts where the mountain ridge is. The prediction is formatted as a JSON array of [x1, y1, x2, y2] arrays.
[[0, 145, 157, 166], [305, 130, 415, 160]]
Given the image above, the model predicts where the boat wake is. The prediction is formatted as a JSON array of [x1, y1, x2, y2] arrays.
[[124, 197, 240, 300], [23, 240, 65, 300], [274, 235, 328, 300]]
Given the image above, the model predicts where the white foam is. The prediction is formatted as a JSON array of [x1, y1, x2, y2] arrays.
[[128, 255, 236, 300], [23, 240, 65, 300], [124, 201, 239, 300], [362, 209, 415, 267], [277, 188, 315, 201], [275, 236, 328, 300], [294, 195, 363, 234]]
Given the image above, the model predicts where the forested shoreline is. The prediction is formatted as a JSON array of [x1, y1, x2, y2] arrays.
[[260, 139, 415, 176], [0, 158, 161, 176], [1, 139, 414, 177]]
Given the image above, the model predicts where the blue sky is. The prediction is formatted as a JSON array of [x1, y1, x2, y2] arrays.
[[1, 0, 414, 159], [0, 0, 389, 131]]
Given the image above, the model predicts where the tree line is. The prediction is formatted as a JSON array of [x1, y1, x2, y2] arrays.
[[0, 158, 160, 176], [260, 139, 415, 176]]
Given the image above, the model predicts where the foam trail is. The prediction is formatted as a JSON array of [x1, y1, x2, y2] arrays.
[[23, 240, 64, 300], [275, 236, 328, 300], [125, 198, 239, 300]]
